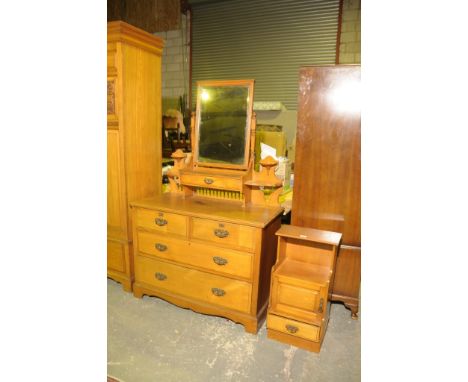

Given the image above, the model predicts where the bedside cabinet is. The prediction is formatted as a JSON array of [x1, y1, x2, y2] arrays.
[[266, 225, 342, 352]]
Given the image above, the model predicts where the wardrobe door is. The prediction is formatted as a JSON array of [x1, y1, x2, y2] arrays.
[[107, 129, 127, 240]]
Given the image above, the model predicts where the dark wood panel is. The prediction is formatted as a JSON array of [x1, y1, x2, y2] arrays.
[[291, 65, 361, 317], [107, 0, 180, 32], [292, 65, 361, 245], [107, 0, 124, 22], [332, 245, 360, 318]]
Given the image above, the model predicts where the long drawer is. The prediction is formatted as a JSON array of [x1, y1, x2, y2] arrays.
[[135, 255, 252, 313], [191, 217, 257, 252], [136, 208, 188, 237], [137, 231, 253, 280], [267, 313, 320, 342]]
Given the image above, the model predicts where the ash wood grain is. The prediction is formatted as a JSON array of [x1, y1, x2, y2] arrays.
[[137, 231, 254, 280], [191, 217, 257, 252], [275, 224, 342, 246], [133, 282, 261, 334], [107, 21, 164, 291], [131, 201, 281, 333], [130, 194, 283, 228], [134, 255, 252, 313], [266, 224, 340, 351], [267, 313, 320, 342], [136, 209, 188, 238]]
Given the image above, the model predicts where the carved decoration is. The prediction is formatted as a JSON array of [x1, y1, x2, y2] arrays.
[[244, 156, 283, 206], [166, 149, 189, 193], [107, 80, 115, 115]]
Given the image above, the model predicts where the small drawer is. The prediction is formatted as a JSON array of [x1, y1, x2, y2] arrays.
[[180, 172, 243, 191], [138, 231, 253, 280], [270, 275, 327, 322], [191, 217, 257, 252], [136, 208, 188, 237], [267, 314, 320, 342], [107, 240, 126, 273], [134, 256, 252, 313]]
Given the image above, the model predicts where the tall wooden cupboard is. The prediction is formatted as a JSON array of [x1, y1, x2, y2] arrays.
[[292, 66, 361, 317], [107, 21, 164, 291]]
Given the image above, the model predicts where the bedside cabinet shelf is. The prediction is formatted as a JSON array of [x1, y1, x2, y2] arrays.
[[274, 259, 331, 285], [267, 225, 342, 352]]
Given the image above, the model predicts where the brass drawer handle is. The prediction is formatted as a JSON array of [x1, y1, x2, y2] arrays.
[[155, 272, 167, 281], [155, 243, 167, 252], [213, 256, 228, 266], [214, 228, 229, 238], [204, 177, 214, 185], [318, 298, 324, 313], [211, 287, 225, 297], [285, 325, 298, 334], [155, 217, 168, 226]]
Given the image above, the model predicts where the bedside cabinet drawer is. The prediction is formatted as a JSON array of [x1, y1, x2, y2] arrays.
[[191, 217, 257, 252], [267, 314, 320, 342], [135, 256, 252, 313], [136, 208, 188, 237], [270, 276, 327, 322]]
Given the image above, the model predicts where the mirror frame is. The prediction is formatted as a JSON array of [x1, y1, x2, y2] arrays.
[[193, 79, 255, 170]]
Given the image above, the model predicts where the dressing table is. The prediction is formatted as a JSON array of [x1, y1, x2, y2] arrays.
[[130, 80, 284, 333]]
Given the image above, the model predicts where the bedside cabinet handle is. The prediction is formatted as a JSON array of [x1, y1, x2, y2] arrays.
[[214, 228, 229, 238], [211, 287, 225, 297], [155, 272, 167, 281], [155, 243, 167, 252], [155, 218, 168, 226], [318, 298, 324, 313], [213, 256, 228, 266], [204, 177, 214, 185], [285, 325, 298, 334]]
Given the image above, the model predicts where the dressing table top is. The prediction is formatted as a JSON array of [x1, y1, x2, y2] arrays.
[[130, 193, 283, 228]]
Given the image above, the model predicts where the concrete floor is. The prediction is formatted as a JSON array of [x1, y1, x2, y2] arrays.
[[108, 279, 360, 382]]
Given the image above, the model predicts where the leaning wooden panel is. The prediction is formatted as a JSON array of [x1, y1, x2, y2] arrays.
[[293, 66, 360, 244], [331, 245, 361, 318], [292, 65, 361, 317]]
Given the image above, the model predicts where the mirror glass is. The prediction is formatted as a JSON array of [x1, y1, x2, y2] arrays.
[[195, 81, 253, 168]]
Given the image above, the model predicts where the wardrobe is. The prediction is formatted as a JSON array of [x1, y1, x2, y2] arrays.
[[292, 66, 361, 317], [107, 21, 164, 291]]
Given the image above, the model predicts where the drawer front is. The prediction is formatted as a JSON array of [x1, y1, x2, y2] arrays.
[[138, 231, 253, 280], [135, 256, 252, 313], [136, 208, 188, 237], [271, 276, 326, 322], [191, 217, 257, 252], [107, 240, 125, 273], [180, 173, 242, 191], [267, 313, 320, 342]]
